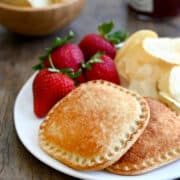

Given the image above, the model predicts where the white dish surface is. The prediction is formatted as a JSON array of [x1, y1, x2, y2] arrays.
[[14, 73, 180, 180]]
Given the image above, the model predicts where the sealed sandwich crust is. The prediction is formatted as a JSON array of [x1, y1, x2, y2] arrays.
[[107, 97, 180, 175], [39, 80, 150, 170], [107, 148, 180, 175]]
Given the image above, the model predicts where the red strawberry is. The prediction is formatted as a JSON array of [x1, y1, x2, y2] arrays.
[[83, 53, 120, 84], [44, 43, 85, 83], [79, 22, 128, 60], [33, 32, 85, 84], [44, 43, 83, 69], [79, 33, 116, 60], [33, 69, 75, 118]]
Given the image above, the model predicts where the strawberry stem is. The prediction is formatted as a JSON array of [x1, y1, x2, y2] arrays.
[[68, 68, 82, 79], [48, 55, 56, 69], [48, 55, 73, 74], [48, 54, 82, 79], [81, 52, 103, 70], [48, 68, 60, 73], [32, 31, 75, 71], [32, 63, 44, 71], [39, 31, 74, 62], [98, 21, 128, 45], [115, 42, 124, 49]]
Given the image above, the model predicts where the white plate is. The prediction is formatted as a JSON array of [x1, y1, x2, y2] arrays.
[[14, 73, 180, 180]]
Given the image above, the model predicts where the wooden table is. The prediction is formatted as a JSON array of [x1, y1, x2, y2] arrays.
[[0, 0, 179, 179]]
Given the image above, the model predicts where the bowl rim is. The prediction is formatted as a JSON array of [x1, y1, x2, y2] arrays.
[[0, 0, 83, 12]]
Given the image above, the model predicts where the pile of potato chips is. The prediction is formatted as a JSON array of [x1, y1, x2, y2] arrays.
[[115, 30, 180, 112]]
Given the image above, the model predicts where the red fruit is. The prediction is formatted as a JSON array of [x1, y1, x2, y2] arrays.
[[33, 69, 75, 118], [44, 44, 85, 83], [76, 74, 86, 84], [85, 55, 120, 84], [79, 34, 116, 60]]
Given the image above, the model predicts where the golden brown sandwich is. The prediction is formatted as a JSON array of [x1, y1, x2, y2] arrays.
[[39, 80, 150, 171], [107, 97, 180, 175]]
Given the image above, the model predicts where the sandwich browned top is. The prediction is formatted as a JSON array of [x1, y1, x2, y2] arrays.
[[39, 80, 150, 171], [108, 97, 180, 175]]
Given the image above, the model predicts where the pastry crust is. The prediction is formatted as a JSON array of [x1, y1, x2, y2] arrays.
[[107, 97, 180, 175], [39, 80, 150, 171]]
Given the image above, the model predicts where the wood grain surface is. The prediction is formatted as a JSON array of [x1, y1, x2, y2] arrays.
[[0, 0, 179, 179]]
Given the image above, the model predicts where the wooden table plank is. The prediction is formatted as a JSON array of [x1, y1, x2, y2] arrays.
[[0, 0, 179, 179]]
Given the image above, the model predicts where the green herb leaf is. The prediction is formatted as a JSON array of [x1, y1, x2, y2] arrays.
[[98, 21, 114, 36]]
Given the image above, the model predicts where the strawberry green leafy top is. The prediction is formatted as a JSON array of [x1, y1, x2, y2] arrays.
[[98, 21, 128, 44], [33, 31, 74, 71]]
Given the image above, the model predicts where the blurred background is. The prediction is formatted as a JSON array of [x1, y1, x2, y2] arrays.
[[0, 0, 179, 179]]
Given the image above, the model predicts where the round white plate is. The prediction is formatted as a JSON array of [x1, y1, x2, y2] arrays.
[[14, 74, 180, 180]]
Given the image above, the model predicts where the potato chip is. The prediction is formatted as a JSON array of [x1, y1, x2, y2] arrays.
[[169, 66, 180, 102], [143, 38, 180, 65], [158, 66, 180, 102], [129, 78, 158, 99], [115, 30, 180, 110], [158, 71, 170, 94], [127, 63, 167, 99], [115, 30, 158, 81]]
